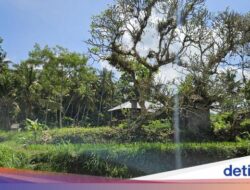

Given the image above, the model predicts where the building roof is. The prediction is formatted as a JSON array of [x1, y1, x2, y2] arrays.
[[108, 101, 162, 113]]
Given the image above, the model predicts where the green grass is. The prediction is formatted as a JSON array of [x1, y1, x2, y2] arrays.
[[0, 140, 250, 178], [0, 127, 250, 178], [48, 127, 118, 144], [0, 125, 172, 145]]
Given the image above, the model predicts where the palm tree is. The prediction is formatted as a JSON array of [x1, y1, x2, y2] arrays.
[[0, 38, 19, 129]]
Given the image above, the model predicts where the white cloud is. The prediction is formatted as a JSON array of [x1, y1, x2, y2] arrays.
[[217, 64, 250, 81], [100, 60, 113, 70], [156, 63, 188, 83], [99, 60, 121, 78]]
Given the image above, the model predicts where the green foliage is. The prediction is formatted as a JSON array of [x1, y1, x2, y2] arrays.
[[211, 112, 250, 141], [0, 37, 6, 63], [144, 119, 172, 130], [40, 126, 172, 144], [235, 132, 250, 142], [240, 119, 250, 128], [25, 119, 47, 131], [0, 131, 9, 142], [244, 81, 250, 100], [211, 112, 232, 133], [0, 125, 173, 145], [1, 43, 115, 129], [179, 75, 194, 96], [235, 119, 250, 142], [211, 112, 235, 141], [141, 119, 172, 142], [0, 144, 28, 168], [1, 127, 250, 178], [0, 139, 250, 178], [48, 127, 116, 144], [25, 119, 48, 143]]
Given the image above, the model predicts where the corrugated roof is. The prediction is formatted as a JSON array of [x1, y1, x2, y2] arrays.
[[108, 101, 162, 112]]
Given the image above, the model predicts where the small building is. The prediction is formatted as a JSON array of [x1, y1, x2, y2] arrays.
[[108, 100, 162, 125]]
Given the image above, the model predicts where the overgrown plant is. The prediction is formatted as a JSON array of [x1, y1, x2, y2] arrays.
[[25, 119, 47, 143]]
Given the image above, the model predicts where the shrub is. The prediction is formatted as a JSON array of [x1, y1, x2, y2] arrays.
[[141, 119, 173, 142], [2, 142, 249, 178], [1, 142, 250, 178], [25, 119, 48, 143], [48, 127, 117, 144], [144, 119, 172, 130], [240, 119, 250, 128], [0, 145, 28, 168], [211, 112, 250, 141], [0, 131, 9, 142], [36, 126, 173, 144], [25, 119, 48, 131], [211, 112, 232, 133], [211, 112, 236, 141]]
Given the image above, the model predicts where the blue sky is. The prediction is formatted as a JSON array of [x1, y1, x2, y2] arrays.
[[0, 0, 249, 66]]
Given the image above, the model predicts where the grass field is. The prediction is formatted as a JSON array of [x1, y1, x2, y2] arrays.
[[0, 127, 249, 178]]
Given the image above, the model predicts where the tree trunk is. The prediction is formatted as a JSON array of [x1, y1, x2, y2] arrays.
[[0, 99, 11, 130], [64, 96, 74, 118], [45, 104, 48, 125], [74, 104, 81, 126], [59, 95, 63, 128], [97, 92, 104, 126], [84, 109, 89, 125], [80, 104, 86, 125], [180, 104, 211, 140]]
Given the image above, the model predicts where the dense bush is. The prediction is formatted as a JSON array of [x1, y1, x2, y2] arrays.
[[48, 127, 116, 144], [211, 112, 250, 141], [211, 112, 232, 141], [0, 131, 9, 142], [0, 144, 28, 168], [3, 124, 172, 145], [1, 123, 250, 178], [0, 123, 173, 146], [0, 141, 250, 178], [240, 119, 250, 128]]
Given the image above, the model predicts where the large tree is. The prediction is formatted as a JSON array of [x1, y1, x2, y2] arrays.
[[88, 0, 248, 132], [24, 44, 96, 127], [181, 9, 250, 137], [88, 0, 205, 128]]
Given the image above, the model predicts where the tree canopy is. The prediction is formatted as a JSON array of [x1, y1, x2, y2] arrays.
[[88, 0, 250, 130]]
